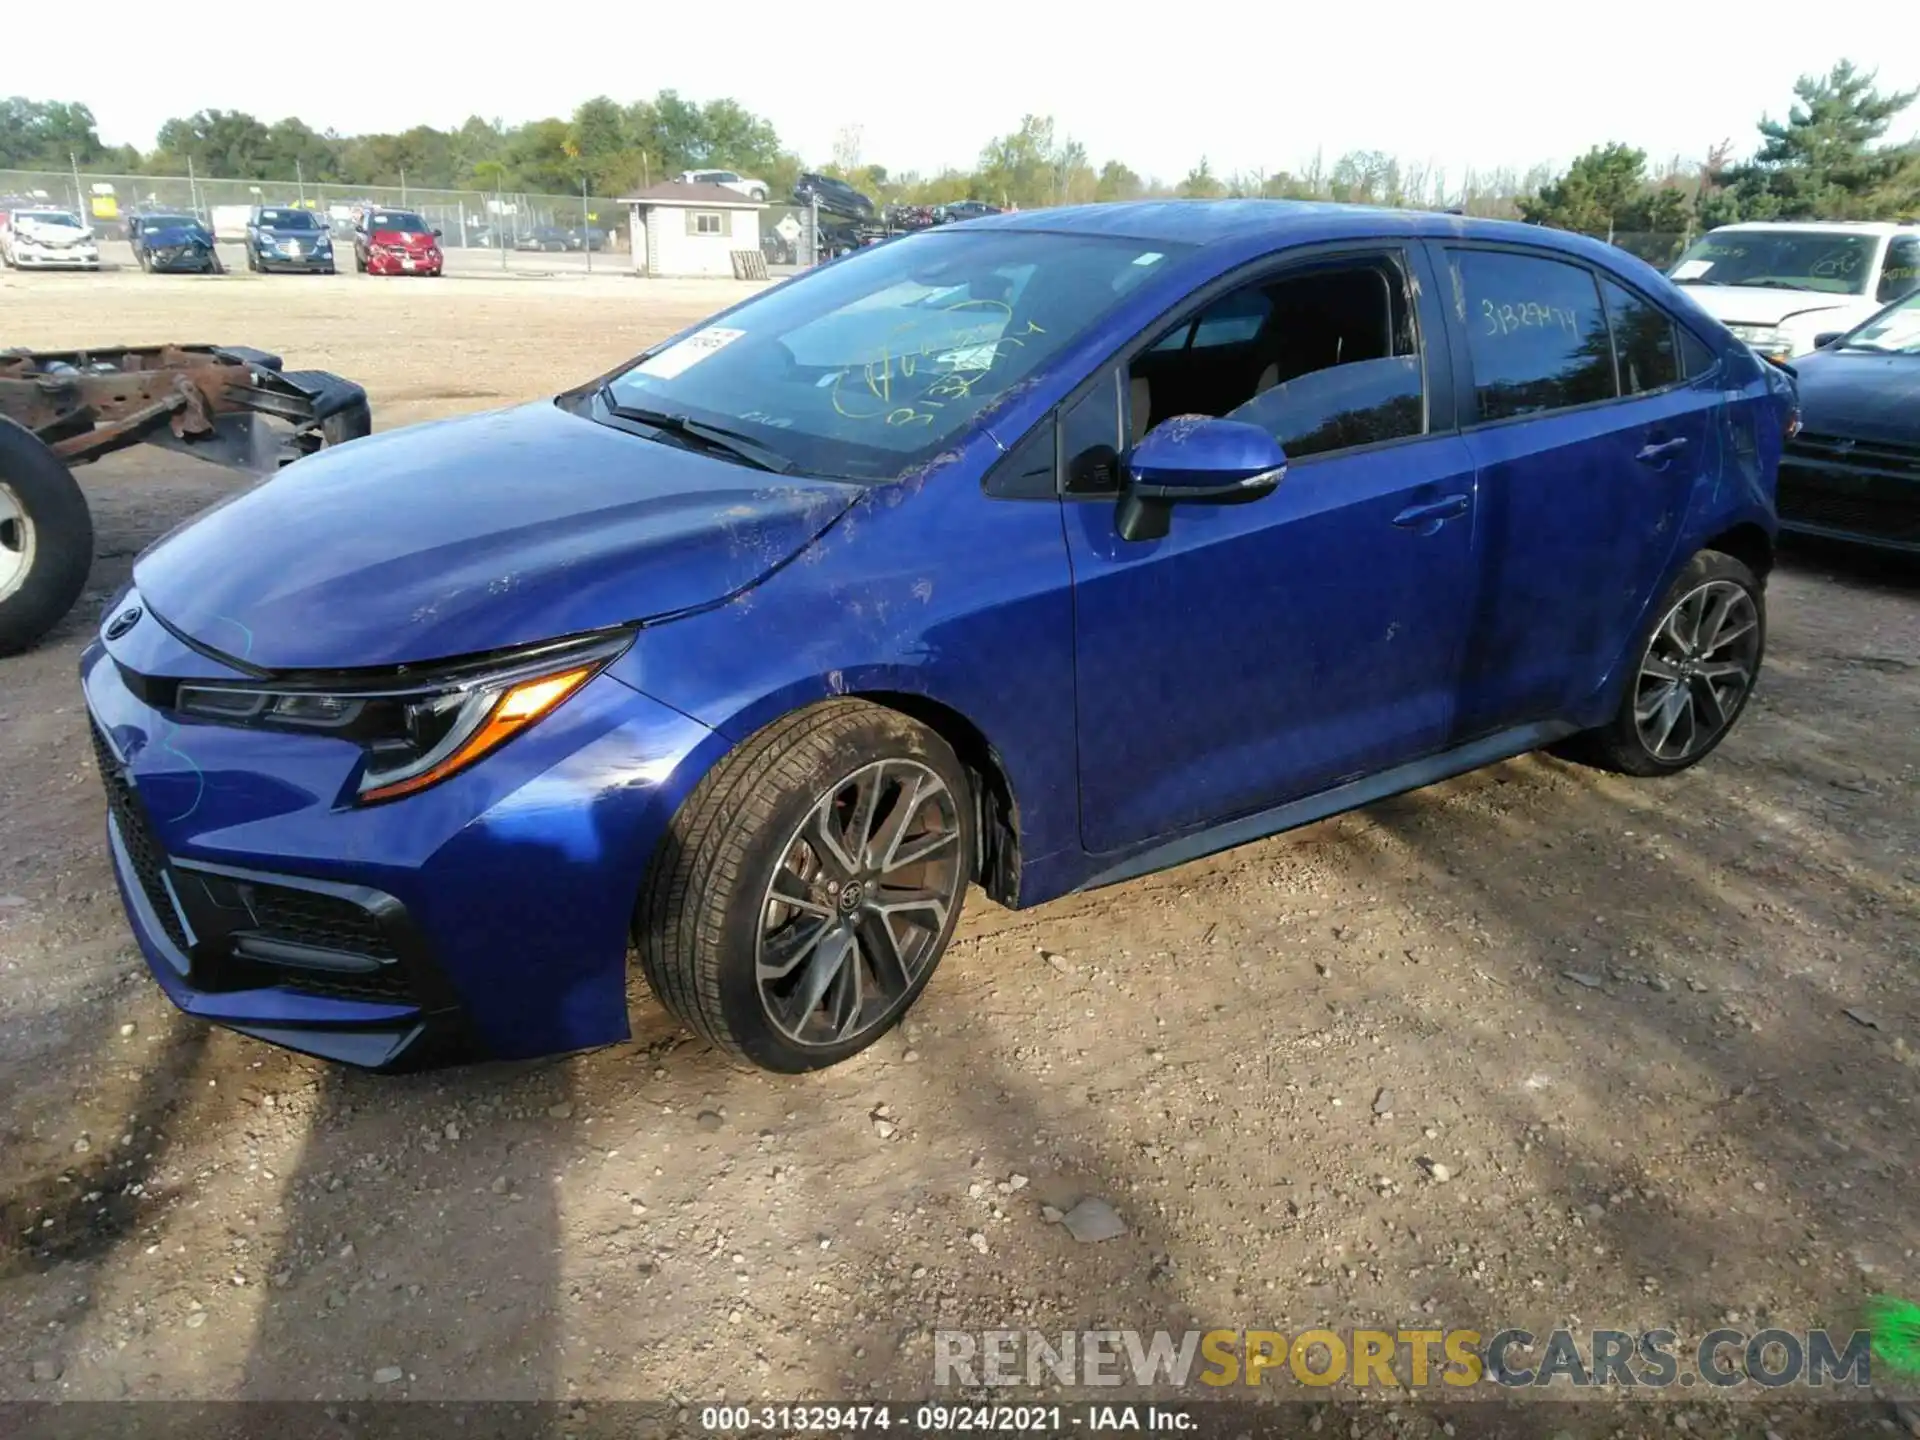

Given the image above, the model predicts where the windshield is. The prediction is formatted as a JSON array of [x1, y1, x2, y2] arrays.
[[142, 215, 200, 231], [599, 230, 1186, 482], [1839, 291, 1920, 355], [369, 211, 429, 231], [17, 210, 81, 226], [1669, 231, 1877, 295], [257, 209, 320, 229]]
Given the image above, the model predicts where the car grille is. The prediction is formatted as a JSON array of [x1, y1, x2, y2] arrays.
[[1780, 433, 1920, 544], [247, 884, 396, 961], [90, 720, 191, 954], [89, 718, 417, 1006], [1787, 432, 1920, 479]]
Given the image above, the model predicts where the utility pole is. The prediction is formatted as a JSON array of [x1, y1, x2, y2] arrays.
[[296, 158, 305, 205], [70, 151, 83, 217], [582, 174, 592, 274], [400, 168, 408, 205], [187, 154, 199, 217]]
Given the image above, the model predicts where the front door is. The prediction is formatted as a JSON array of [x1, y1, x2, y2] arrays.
[[1065, 246, 1480, 855]]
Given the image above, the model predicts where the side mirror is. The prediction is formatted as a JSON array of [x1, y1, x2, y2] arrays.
[[1116, 416, 1287, 542], [432, 228, 443, 238], [1812, 331, 1844, 349]]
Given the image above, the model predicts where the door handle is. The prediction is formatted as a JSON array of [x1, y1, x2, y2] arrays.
[[1635, 436, 1689, 466], [1392, 494, 1470, 530]]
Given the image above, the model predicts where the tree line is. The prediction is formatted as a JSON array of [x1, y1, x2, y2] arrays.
[[3, 61, 1914, 254]]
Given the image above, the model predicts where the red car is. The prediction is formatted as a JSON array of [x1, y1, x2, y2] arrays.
[[352, 208, 444, 276]]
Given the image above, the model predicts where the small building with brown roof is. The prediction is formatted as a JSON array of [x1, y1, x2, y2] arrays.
[[619, 181, 766, 279]]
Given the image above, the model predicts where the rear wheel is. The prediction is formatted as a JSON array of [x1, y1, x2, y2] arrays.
[[1568, 549, 1766, 776], [0, 418, 94, 657], [636, 700, 972, 1072]]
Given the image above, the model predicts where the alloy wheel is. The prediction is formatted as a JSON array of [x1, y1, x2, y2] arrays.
[[755, 758, 965, 1047], [0, 482, 37, 604], [1633, 579, 1761, 764]]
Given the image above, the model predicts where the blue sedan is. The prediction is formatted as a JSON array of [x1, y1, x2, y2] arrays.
[[82, 201, 1793, 1071], [1776, 287, 1920, 552]]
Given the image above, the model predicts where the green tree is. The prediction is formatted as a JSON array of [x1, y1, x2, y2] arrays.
[[153, 109, 276, 177], [1177, 157, 1225, 199], [1710, 61, 1920, 220], [1094, 160, 1142, 202], [1519, 142, 1650, 239], [0, 97, 107, 168]]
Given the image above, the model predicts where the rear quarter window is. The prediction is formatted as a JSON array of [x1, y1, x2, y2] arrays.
[[1599, 279, 1681, 395]]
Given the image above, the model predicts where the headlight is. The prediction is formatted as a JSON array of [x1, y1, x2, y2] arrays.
[[175, 629, 633, 804], [1727, 324, 1785, 357]]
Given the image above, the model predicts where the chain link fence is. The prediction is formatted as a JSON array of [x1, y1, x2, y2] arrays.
[[0, 168, 630, 255]]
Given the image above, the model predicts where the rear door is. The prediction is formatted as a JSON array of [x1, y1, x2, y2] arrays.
[[1434, 244, 1712, 739]]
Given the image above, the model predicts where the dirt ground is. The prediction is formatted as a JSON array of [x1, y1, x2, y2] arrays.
[[1, 266, 1917, 1435]]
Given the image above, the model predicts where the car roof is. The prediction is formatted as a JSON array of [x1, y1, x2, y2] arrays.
[[1705, 220, 1910, 237], [961, 199, 1625, 256]]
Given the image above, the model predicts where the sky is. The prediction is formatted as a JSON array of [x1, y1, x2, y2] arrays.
[[16, 2, 1920, 183]]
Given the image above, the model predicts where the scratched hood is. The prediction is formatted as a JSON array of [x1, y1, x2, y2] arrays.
[[132, 401, 857, 671], [1791, 348, 1920, 447], [1675, 284, 1870, 329]]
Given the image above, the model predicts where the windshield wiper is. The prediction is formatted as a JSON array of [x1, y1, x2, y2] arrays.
[[1724, 278, 1815, 290], [598, 387, 793, 473]]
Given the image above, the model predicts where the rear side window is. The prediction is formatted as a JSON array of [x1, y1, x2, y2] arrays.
[[1678, 328, 1718, 379], [1600, 279, 1680, 395], [1451, 250, 1614, 422]]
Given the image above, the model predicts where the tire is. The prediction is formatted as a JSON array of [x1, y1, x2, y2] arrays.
[[354, 250, 367, 273], [245, 247, 259, 273], [137, 250, 152, 272], [1566, 549, 1766, 777], [210, 255, 225, 275], [0, 417, 95, 658], [636, 699, 973, 1072]]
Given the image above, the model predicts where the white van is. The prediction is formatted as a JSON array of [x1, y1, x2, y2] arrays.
[[1669, 221, 1920, 360]]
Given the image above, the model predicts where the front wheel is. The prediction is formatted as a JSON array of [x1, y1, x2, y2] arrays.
[[1569, 549, 1766, 776], [636, 700, 973, 1072]]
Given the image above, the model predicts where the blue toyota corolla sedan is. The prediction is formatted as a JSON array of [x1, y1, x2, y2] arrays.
[[81, 202, 1794, 1072]]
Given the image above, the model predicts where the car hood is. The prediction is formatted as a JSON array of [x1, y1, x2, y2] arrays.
[[1790, 349, 1920, 446], [15, 218, 90, 244], [132, 401, 858, 671], [370, 228, 436, 246], [1674, 284, 1867, 327], [144, 225, 211, 247]]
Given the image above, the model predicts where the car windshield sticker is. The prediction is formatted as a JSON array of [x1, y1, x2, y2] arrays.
[[1670, 260, 1713, 281], [636, 327, 747, 379]]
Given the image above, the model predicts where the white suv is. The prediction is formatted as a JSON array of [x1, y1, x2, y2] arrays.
[[676, 169, 769, 202], [1668, 221, 1920, 360]]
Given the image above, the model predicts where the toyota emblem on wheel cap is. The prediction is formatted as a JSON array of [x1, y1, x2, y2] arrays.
[[104, 607, 142, 641]]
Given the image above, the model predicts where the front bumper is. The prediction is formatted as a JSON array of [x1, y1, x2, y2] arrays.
[[10, 245, 100, 269], [367, 250, 443, 275], [81, 607, 717, 1068], [254, 247, 334, 272], [1778, 432, 1920, 552], [147, 246, 219, 273]]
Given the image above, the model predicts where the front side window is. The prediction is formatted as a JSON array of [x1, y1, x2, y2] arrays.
[[1877, 237, 1920, 304], [1450, 249, 1613, 422], [600, 229, 1187, 482], [1669, 230, 1876, 297], [1601, 279, 1681, 395], [1130, 253, 1424, 461]]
